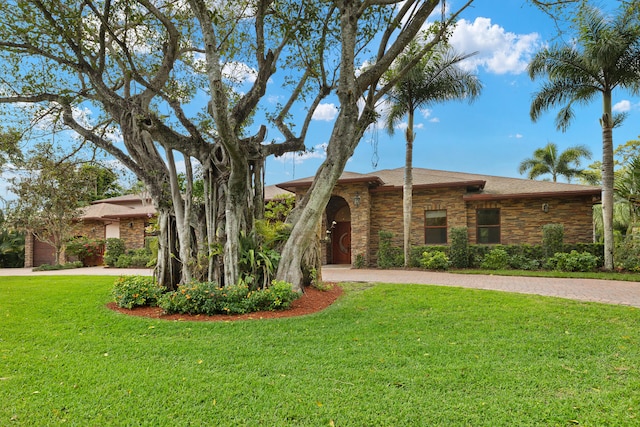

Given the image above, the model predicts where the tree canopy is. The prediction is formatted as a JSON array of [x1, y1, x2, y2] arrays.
[[518, 142, 592, 183], [0, 0, 474, 290]]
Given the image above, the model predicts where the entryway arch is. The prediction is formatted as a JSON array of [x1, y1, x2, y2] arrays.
[[325, 196, 351, 264]]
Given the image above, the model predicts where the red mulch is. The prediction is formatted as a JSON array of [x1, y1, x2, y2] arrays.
[[107, 284, 343, 322]]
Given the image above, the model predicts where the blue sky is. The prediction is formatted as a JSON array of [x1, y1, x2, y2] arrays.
[[263, 1, 640, 186]]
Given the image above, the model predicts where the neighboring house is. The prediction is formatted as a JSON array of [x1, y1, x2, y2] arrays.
[[276, 167, 602, 266], [24, 187, 292, 267]]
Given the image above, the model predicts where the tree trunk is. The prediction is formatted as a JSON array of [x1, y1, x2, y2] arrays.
[[601, 93, 615, 270], [403, 109, 415, 267], [154, 208, 182, 290]]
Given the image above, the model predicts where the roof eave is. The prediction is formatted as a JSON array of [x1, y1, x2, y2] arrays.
[[371, 180, 486, 193]]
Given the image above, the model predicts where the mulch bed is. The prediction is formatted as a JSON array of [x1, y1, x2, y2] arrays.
[[107, 284, 343, 321]]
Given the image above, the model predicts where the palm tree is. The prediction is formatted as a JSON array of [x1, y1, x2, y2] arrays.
[[528, 3, 640, 270], [518, 142, 592, 183], [385, 41, 482, 266]]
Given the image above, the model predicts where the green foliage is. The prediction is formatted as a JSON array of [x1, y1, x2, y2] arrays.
[[112, 276, 165, 309], [449, 227, 469, 268], [0, 212, 24, 267], [546, 250, 599, 272], [480, 247, 510, 270], [518, 142, 592, 182], [616, 237, 640, 272], [104, 238, 126, 267], [158, 280, 299, 315], [127, 248, 153, 268], [66, 237, 104, 259], [239, 230, 281, 289], [264, 194, 295, 223], [377, 231, 404, 268], [114, 255, 132, 268], [542, 223, 564, 258], [353, 253, 366, 269], [420, 250, 451, 270], [7, 143, 93, 263], [32, 261, 83, 271]]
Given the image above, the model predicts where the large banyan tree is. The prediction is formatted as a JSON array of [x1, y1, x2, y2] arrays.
[[0, 0, 473, 291]]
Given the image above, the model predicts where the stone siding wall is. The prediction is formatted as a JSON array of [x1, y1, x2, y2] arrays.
[[119, 218, 147, 250], [369, 187, 468, 263], [466, 197, 594, 245]]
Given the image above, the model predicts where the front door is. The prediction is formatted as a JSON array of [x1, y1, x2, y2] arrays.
[[332, 221, 351, 264]]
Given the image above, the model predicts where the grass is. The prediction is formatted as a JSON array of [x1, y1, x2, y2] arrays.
[[1, 276, 640, 426], [451, 268, 640, 282]]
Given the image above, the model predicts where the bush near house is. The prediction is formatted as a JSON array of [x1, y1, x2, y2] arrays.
[[378, 229, 605, 272], [104, 238, 155, 268]]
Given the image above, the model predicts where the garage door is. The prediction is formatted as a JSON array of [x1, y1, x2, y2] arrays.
[[33, 238, 56, 267]]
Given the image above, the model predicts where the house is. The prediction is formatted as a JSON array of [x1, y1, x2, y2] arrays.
[[24, 187, 293, 267], [276, 167, 602, 266]]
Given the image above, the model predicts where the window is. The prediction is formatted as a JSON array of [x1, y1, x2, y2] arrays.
[[425, 210, 447, 244], [477, 208, 500, 244]]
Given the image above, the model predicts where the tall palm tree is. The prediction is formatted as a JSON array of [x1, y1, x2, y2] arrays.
[[528, 3, 640, 270], [385, 41, 482, 266], [518, 142, 592, 182]]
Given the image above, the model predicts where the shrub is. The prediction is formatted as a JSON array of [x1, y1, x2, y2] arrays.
[[158, 280, 300, 315], [480, 247, 510, 270], [449, 227, 469, 268], [104, 238, 126, 267], [353, 253, 366, 269], [508, 254, 540, 270], [32, 261, 83, 271], [542, 224, 564, 258], [420, 251, 451, 270], [112, 276, 165, 309], [128, 248, 153, 268], [410, 245, 448, 267], [377, 231, 403, 268], [115, 254, 132, 268], [66, 237, 104, 260], [616, 237, 640, 272], [547, 250, 599, 272]]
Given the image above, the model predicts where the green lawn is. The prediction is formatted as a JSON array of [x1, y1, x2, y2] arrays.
[[1, 276, 639, 426]]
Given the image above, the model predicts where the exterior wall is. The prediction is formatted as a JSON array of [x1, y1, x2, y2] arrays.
[[368, 190, 594, 265], [369, 187, 468, 265], [73, 220, 107, 240], [119, 217, 147, 250], [466, 196, 594, 245]]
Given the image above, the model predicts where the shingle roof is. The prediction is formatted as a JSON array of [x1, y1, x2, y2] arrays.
[[277, 167, 602, 200], [81, 202, 156, 220]]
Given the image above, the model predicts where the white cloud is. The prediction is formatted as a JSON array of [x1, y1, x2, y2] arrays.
[[613, 100, 632, 113], [509, 133, 524, 139], [449, 17, 542, 74], [273, 143, 327, 164], [396, 122, 425, 131], [312, 103, 338, 121]]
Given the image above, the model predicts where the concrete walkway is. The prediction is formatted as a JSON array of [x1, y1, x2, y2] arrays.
[[2, 265, 640, 309]]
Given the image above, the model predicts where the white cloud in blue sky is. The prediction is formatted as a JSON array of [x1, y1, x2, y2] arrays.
[[613, 100, 633, 113], [312, 103, 339, 121], [449, 17, 542, 75]]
